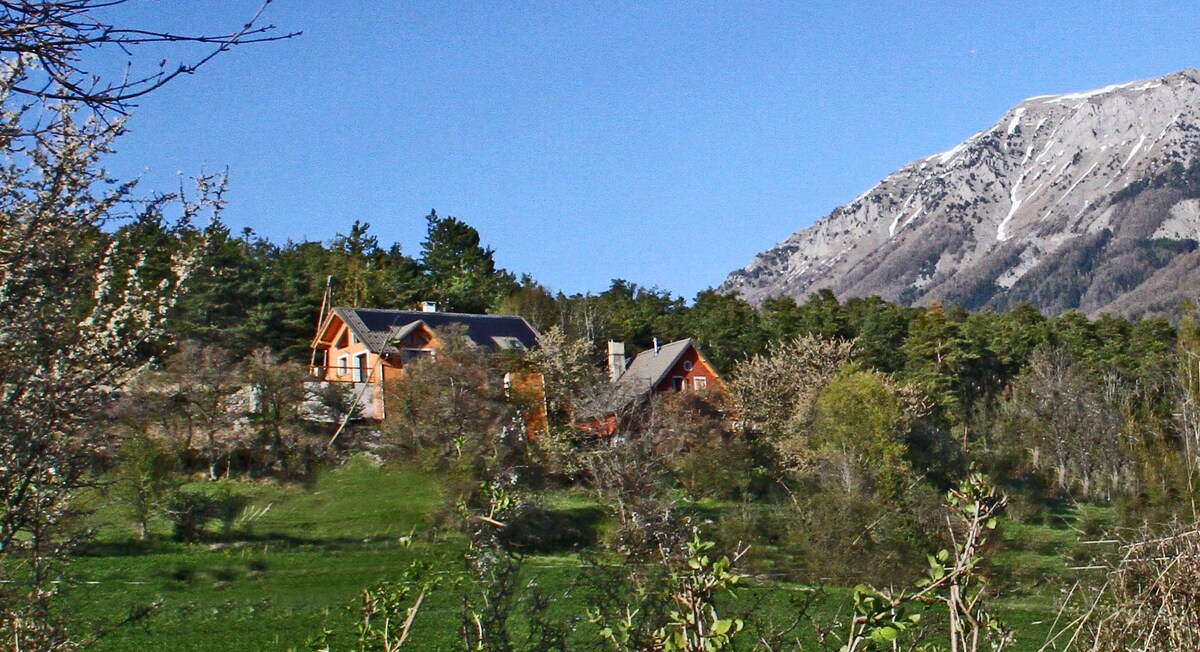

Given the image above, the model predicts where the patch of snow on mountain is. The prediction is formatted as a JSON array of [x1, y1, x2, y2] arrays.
[[1007, 108, 1027, 135], [1130, 81, 1164, 92], [1043, 80, 1138, 104], [1020, 145, 1034, 166], [1123, 134, 1147, 168], [888, 210, 906, 238], [850, 185, 877, 206], [997, 173, 1031, 242], [1035, 139, 1057, 164], [1053, 161, 1100, 208], [937, 142, 969, 165], [902, 206, 924, 230], [1157, 113, 1183, 140]]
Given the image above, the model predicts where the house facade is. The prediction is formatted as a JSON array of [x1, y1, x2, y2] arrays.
[[310, 305, 540, 420], [619, 339, 724, 395]]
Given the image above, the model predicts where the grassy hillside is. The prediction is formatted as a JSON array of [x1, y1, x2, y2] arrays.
[[70, 457, 449, 651], [63, 457, 1110, 651]]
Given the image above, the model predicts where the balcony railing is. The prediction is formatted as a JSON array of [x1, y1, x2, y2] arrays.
[[309, 365, 380, 383]]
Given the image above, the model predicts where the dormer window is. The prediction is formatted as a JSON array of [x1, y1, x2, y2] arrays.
[[491, 336, 525, 351]]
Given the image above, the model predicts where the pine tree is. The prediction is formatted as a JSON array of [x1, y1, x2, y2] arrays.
[[171, 221, 265, 354], [420, 209, 516, 313], [901, 303, 980, 420], [685, 290, 765, 373]]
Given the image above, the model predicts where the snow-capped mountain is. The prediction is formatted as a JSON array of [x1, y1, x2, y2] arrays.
[[721, 70, 1200, 318]]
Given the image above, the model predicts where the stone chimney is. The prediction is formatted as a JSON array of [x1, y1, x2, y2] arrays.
[[607, 341, 627, 382], [420, 301, 439, 313]]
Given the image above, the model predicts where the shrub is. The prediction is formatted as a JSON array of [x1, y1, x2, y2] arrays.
[[209, 482, 252, 539], [163, 483, 250, 542], [164, 489, 220, 542]]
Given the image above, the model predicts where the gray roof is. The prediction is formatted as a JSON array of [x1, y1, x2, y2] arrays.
[[578, 339, 695, 417], [327, 307, 539, 354], [615, 338, 695, 396]]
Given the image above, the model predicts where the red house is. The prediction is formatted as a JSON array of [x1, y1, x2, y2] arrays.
[[580, 338, 727, 435]]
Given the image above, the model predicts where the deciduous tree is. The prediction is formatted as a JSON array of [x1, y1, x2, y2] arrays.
[[0, 6, 293, 640], [730, 335, 854, 468]]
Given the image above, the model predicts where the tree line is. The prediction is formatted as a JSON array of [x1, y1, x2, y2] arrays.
[[141, 201, 1200, 532]]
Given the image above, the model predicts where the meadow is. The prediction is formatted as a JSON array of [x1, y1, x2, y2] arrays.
[[64, 456, 1108, 651]]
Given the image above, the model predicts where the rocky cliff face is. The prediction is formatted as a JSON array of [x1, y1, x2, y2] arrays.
[[721, 70, 1200, 318]]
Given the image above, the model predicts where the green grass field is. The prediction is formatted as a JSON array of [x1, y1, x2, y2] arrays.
[[60, 457, 1108, 651]]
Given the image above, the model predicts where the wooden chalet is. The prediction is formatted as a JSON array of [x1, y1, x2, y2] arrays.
[[580, 338, 727, 435], [310, 304, 540, 420]]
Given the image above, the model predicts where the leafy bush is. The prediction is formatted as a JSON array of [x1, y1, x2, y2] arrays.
[[209, 482, 252, 539], [163, 483, 251, 542], [164, 489, 220, 542], [503, 504, 602, 553], [113, 435, 181, 541]]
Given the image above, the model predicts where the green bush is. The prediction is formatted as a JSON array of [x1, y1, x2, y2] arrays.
[[785, 484, 943, 585], [163, 482, 251, 542], [164, 488, 219, 542], [209, 482, 252, 539]]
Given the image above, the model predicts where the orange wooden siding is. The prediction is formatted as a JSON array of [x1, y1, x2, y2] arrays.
[[506, 370, 548, 439]]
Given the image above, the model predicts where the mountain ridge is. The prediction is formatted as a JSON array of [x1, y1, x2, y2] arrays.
[[720, 69, 1200, 319]]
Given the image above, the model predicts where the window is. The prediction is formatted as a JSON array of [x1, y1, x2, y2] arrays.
[[337, 355, 349, 376], [693, 376, 707, 391], [491, 336, 525, 350], [682, 360, 693, 372], [672, 377, 684, 392], [336, 330, 349, 349], [402, 332, 427, 347], [353, 353, 368, 382]]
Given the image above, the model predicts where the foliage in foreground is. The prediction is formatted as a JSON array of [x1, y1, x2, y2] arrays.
[[308, 473, 1015, 652]]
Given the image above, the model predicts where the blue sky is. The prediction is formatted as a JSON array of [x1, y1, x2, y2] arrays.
[[103, 2, 1200, 301]]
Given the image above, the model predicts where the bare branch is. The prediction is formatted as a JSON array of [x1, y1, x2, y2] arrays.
[[0, 0, 299, 112]]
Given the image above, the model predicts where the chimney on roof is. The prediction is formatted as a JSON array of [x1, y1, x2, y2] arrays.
[[653, 338, 660, 355], [607, 341, 627, 382], [421, 301, 439, 313]]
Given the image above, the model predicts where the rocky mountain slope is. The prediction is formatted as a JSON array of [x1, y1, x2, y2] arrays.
[[721, 70, 1200, 318]]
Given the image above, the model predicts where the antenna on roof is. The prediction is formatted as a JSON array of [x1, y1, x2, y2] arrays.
[[310, 275, 335, 372]]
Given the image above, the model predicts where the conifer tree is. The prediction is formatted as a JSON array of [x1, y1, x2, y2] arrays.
[[420, 209, 516, 313]]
